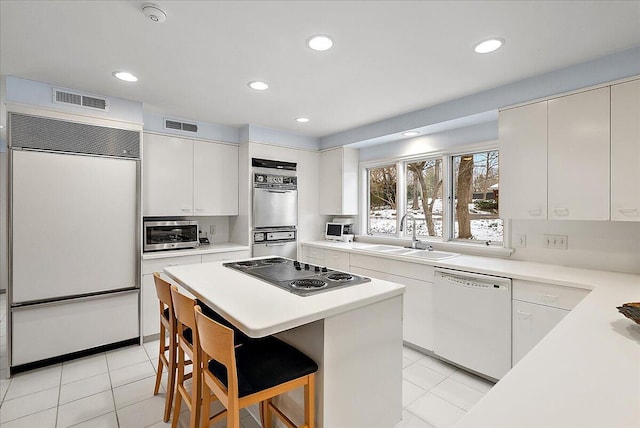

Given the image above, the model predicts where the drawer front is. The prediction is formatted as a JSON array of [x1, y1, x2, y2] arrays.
[[302, 246, 325, 261], [142, 254, 202, 275], [325, 249, 350, 271], [12, 291, 139, 366], [350, 253, 434, 282], [512, 280, 589, 310], [202, 250, 251, 263]]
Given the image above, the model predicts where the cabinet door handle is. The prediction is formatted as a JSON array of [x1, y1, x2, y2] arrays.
[[516, 310, 532, 319], [181, 208, 192, 212], [168, 262, 179, 266], [528, 208, 542, 216], [195, 208, 204, 211], [554, 208, 569, 216], [618, 208, 639, 216]]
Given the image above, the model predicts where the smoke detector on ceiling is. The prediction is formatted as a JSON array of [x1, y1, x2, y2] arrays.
[[142, 4, 167, 23]]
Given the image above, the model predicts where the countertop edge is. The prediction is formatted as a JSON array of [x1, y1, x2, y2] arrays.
[[142, 243, 250, 260]]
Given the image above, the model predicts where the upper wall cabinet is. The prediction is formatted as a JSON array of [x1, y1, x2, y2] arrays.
[[143, 133, 194, 216], [143, 133, 238, 216], [499, 101, 548, 220], [548, 87, 610, 220], [611, 79, 640, 221], [193, 141, 238, 216], [320, 147, 358, 215]]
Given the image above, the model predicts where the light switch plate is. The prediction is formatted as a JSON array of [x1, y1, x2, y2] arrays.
[[544, 234, 568, 250], [515, 234, 526, 248]]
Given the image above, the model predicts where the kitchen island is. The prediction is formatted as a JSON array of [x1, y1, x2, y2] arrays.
[[165, 258, 405, 428]]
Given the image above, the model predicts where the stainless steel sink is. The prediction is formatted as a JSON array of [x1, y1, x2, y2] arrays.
[[408, 250, 459, 260], [360, 244, 459, 260], [382, 248, 417, 255]]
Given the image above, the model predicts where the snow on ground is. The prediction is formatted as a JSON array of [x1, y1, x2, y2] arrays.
[[369, 199, 503, 242]]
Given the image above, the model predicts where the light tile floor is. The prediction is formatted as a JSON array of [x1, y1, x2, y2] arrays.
[[0, 294, 493, 427]]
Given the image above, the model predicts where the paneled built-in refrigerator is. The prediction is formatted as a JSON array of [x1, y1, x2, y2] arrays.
[[8, 113, 140, 370]]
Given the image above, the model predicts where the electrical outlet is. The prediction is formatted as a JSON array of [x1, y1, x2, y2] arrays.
[[544, 234, 568, 250], [209, 225, 216, 236], [515, 234, 526, 248]]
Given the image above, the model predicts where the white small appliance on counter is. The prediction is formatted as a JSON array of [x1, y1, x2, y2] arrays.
[[325, 217, 354, 242]]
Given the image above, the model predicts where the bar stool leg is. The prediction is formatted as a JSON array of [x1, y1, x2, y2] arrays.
[[305, 374, 316, 428], [153, 322, 165, 396], [164, 329, 177, 422], [172, 346, 185, 428]]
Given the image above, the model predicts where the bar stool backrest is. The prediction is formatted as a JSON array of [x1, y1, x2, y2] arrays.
[[153, 273, 174, 322], [194, 306, 240, 401]]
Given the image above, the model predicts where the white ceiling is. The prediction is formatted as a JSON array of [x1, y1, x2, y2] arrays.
[[1, 1, 639, 138]]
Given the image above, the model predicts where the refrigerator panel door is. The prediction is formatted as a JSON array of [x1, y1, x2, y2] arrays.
[[11, 289, 139, 366], [253, 188, 298, 228], [11, 150, 138, 303]]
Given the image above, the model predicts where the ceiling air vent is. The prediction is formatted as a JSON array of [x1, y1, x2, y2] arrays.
[[53, 88, 109, 111], [164, 118, 199, 133]]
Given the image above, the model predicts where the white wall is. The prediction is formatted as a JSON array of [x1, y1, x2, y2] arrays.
[[509, 220, 640, 274]]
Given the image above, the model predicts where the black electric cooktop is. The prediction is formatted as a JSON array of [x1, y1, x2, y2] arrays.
[[223, 257, 371, 297]]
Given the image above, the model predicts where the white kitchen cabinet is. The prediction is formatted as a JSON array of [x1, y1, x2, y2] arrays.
[[301, 245, 350, 271], [350, 253, 434, 351], [201, 250, 250, 263], [319, 147, 358, 215], [499, 101, 548, 219], [611, 79, 640, 221], [193, 141, 238, 216], [512, 279, 589, 365], [512, 300, 568, 365], [141, 254, 201, 337], [143, 133, 194, 216], [548, 87, 611, 220], [143, 133, 239, 217]]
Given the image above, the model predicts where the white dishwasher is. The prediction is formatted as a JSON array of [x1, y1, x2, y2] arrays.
[[434, 267, 512, 380]]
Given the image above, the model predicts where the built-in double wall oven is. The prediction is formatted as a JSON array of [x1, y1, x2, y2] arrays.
[[252, 158, 298, 259]]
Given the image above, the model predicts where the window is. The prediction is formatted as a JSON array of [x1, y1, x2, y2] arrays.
[[364, 148, 503, 245], [368, 164, 397, 234], [405, 159, 443, 237], [452, 150, 502, 243]]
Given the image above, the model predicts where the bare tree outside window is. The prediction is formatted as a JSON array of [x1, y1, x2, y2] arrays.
[[406, 159, 443, 237], [368, 165, 397, 234], [453, 151, 502, 243]]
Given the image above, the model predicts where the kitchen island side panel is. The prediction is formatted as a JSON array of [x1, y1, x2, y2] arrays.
[[272, 295, 403, 428]]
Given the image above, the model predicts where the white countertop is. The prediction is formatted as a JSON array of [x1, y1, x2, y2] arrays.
[[142, 242, 249, 260], [164, 258, 405, 338], [303, 240, 640, 428]]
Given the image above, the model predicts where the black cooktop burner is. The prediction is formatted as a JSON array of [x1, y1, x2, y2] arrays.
[[262, 257, 288, 264], [234, 261, 259, 267], [326, 273, 354, 282], [223, 257, 371, 296], [290, 279, 327, 289]]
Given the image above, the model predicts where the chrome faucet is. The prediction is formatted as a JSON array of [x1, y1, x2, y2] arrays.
[[400, 213, 420, 249]]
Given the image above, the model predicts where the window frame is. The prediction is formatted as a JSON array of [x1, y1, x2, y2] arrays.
[[360, 141, 501, 246]]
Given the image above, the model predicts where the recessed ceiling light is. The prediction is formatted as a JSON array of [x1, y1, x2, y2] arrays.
[[296, 117, 310, 123], [474, 38, 504, 54], [307, 34, 334, 51], [248, 81, 269, 91], [0, 125, 4, 129], [113, 71, 138, 82], [402, 131, 420, 137]]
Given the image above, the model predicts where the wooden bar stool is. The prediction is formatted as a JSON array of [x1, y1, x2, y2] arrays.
[[194, 305, 318, 428], [152, 272, 178, 422], [170, 286, 201, 428]]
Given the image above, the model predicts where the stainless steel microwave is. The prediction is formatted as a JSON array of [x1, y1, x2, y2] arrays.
[[143, 220, 199, 252]]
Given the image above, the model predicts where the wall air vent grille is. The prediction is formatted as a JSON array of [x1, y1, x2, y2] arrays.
[[164, 118, 198, 133], [53, 89, 109, 111], [9, 113, 140, 159]]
